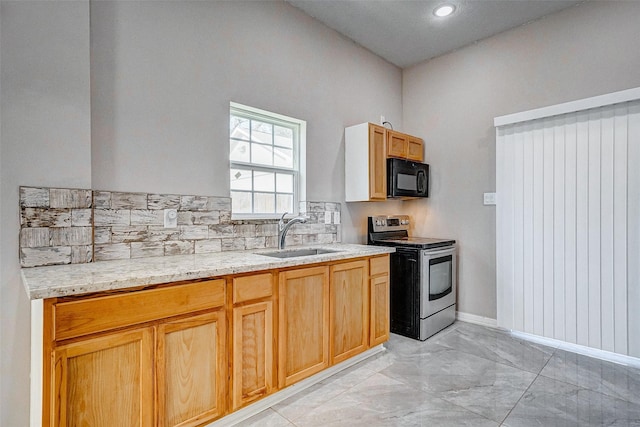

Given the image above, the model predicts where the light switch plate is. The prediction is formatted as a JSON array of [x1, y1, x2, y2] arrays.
[[483, 192, 497, 206], [164, 209, 178, 228], [333, 211, 341, 224], [324, 211, 332, 224]]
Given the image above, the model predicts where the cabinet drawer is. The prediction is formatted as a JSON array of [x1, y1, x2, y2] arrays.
[[370, 255, 389, 277], [54, 279, 225, 341], [233, 273, 273, 303]]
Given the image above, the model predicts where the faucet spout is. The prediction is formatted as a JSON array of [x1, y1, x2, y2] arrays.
[[278, 212, 307, 249]]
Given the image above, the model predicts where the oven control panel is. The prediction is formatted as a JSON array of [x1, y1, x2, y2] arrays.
[[370, 215, 410, 232]]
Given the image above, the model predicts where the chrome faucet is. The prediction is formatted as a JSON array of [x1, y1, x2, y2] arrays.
[[278, 212, 307, 249]]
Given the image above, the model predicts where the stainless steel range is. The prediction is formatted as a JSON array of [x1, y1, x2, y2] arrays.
[[368, 215, 457, 340]]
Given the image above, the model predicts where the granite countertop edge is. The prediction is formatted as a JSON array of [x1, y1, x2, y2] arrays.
[[21, 244, 395, 300]]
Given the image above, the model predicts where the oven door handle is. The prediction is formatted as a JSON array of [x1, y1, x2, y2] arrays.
[[423, 248, 455, 257]]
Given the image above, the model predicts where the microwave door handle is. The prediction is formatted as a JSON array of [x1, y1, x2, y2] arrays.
[[417, 171, 426, 193]]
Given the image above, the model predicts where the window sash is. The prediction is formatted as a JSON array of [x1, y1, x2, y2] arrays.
[[229, 105, 302, 218]]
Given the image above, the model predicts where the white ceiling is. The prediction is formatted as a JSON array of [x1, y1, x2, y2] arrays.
[[287, 0, 583, 68]]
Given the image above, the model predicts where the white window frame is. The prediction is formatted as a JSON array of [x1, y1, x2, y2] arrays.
[[229, 102, 306, 220]]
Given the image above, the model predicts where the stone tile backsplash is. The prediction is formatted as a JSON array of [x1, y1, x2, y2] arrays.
[[19, 187, 93, 267], [19, 186, 341, 267]]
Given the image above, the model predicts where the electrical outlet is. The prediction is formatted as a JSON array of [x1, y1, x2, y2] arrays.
[[164, 209, 178, 228], [483, 192, 497, 206], [380, 115, 385, 125], [324, 211, 332, 224], [333, 211, 341, 224]]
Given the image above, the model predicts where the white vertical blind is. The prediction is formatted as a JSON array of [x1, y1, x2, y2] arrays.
[[496, 95, 640, 358]]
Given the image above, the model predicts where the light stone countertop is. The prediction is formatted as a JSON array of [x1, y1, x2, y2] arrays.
[[21, 244, 395, 300]]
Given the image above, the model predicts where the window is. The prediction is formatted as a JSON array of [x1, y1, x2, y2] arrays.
[[229, 102, 305, 218]]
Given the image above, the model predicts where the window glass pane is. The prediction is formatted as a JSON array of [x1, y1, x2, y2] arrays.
[[230, 169, 252, 191], [276, 194, 293, 213], [274, 147, 293, 168], [230, 105, 303, 217], [276, 173, 293, 193], [251, 121, 273, 144], [274, 126, 293, 148], [230, 140, 250, 163], [231, 191, 252, 213], [254, 171, 275, 192], [230, 117, 250, 140], [251, 143, 273, 166], [254, 192, 275, 213]]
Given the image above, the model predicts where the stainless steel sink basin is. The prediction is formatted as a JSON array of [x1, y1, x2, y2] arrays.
[[258, 248, 340, 258]]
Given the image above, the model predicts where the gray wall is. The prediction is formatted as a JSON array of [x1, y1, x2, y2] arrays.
[[403, 0, 640, 319], [1, 1, 401, 424], [90, 0, 405, 245], [0, 2, 92, 425]]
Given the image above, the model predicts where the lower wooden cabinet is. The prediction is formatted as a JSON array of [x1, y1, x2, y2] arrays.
[[232, 301, 274, 410], [157, 310, 227, 427], [47, 279, 226, 427], [278, 266, 330, 388], [370, 255, 391, 347], [42, 255, 391, 426], [370, 273, 390, 346], [330, 260, 369, 364], [51, 327, 154, 427]]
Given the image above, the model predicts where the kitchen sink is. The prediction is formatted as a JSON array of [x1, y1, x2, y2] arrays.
[[258, 248, 340, 258]]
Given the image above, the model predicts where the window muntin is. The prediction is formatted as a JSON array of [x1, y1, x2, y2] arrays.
[[229, 104, 303, 218]]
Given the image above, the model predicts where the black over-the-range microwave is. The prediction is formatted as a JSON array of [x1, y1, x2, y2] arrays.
[[387, 158, 429, 199]]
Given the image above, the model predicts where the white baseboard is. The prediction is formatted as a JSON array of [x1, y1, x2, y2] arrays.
[[207, 345, 386, 426], [510, 330, 640, 369], [456, 311, 497, 328]]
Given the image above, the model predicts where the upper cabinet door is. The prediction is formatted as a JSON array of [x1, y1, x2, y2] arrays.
[[386, 130, 408, 158], [369, 124, 387, 200], [406, 135, 424, 162], [345, 122, 389, 202], [387, 130, 424, 162]]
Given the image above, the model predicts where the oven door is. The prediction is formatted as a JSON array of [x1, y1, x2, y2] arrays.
[[420, 246, 456, 318]]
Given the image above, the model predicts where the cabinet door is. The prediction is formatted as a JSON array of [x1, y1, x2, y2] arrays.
[[278, 266, 330, 388], [406, 135, 424, 162], [51, 328, 154, 427], [369, 124, 387, 200], [370, 274, 390, 347], [386, 130, 407, 158], [232, 301, 274, 410], [157, 310, 226, 427], [330, 260, 369, 364]]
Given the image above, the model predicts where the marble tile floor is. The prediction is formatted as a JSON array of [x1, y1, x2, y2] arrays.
[[234, 321, 640, 426]]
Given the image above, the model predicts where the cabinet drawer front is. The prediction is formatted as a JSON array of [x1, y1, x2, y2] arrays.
[[370, 255, 390, 277], [233, 273, 273, 304], [54, 279, 225, 341]]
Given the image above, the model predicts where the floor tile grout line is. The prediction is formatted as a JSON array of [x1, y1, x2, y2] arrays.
[[536, 348, 640, 406], [270, 368, 379, 425], [498, 350, 557, 426], [430, 334, 554, 377]]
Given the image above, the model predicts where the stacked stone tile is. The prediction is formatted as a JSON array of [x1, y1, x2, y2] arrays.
[[20, 187, 93, 267], [19, 186, 341, 267]]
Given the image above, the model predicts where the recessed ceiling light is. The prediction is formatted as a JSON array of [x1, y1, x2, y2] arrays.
[[434, 4, 455, 17]]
